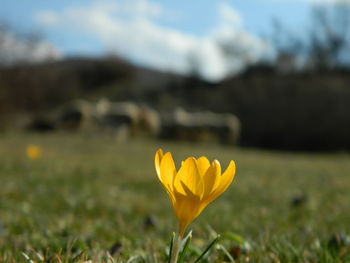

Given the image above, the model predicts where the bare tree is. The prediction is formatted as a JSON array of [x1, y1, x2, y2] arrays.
[[0, 21, 59, 67], [307, 4, 350, 70]]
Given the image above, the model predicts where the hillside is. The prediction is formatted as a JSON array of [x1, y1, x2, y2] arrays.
[[0, 56, 187, 114]]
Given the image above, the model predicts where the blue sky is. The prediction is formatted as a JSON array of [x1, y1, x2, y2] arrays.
[[1, 0, 311, 37], [0, 0, 338, 80]]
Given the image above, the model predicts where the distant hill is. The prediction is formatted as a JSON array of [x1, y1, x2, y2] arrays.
[[0, 56, 187, 114]]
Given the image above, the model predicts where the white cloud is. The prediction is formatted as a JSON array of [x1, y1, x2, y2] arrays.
[[218, 2, 242, 27], [0, 31, 62, 66], [35, 0, 271, 81]]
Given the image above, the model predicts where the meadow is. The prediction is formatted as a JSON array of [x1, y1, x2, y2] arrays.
[[0, 132, 349, 262]]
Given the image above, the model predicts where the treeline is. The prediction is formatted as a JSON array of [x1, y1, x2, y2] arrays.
[[1, 57, 350, 151], [153, 70, 350, 151], [0, 57, 136, 113]]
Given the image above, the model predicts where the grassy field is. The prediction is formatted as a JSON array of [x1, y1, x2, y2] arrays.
[[0, 132, 349, 262]]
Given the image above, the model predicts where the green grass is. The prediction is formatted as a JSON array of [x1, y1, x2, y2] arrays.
[[0, 132, 349, 262]]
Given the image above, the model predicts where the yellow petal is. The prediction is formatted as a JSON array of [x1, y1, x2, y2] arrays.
[[196, 156, 210, 176], [160, 152, 176, 191], [202, 160, 221, 199], [158, 152, 178, 207], [216, 160, 236, 194], [174, 157, 204, 197], [206, 160, 236, 204], [155, 149, 164, 180], [172, 189, 201, 236]]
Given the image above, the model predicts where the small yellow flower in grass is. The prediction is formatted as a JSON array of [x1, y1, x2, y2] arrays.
[[26, 145, 42, 160], [155, 149, 236, 237]]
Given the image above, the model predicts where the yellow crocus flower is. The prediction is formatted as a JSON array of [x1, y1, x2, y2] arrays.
[[26, 145, 42, 160], [155, 149, 236, 237]]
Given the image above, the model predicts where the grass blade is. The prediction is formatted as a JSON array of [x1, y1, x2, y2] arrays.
[[126, 255, 142, 263], [217, 244, 235, 263], [168, 232, 175, 263], [193, 235, 220, 263], [21, 252, 34, 263], [221, 232, 245, 245], [178, 232, 192, 263]]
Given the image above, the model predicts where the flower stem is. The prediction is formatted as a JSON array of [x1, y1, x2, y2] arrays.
[[170, 231, 182, 263]]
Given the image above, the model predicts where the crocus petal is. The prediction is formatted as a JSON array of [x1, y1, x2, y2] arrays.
[[158, 152, 178, 207], [196, 156, 210, 176], [206, 160, 236, 204], [216, 160, 236, 194], [155, 149, 164, 179], [174, 157, 204, 197], [172, 189, 201, 237], [160, 152, 176, 191], [202, 160, 221, 199]]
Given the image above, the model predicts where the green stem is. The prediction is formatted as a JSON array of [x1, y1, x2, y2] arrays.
[[169, 231, 182, 263]]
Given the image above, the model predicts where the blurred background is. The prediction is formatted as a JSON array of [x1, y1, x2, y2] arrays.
[[1, 0, 350, 150]]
